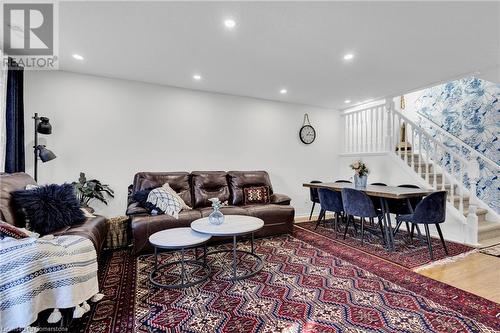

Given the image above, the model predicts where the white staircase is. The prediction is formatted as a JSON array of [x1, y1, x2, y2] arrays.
[[341, 101, 500, 247]]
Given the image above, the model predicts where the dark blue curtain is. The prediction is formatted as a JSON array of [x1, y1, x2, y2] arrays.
[[5, 59, 25, 173]]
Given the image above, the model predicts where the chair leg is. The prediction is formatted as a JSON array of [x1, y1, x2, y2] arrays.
[[424, 224, 434, 260], [334, 213, 338, 237], [435, 224, 448, 255], [410, 223, 415, 241], [378, 216, 386, 245], [360, 218, 365, 245], [405, 222, 411, 239], [343, 216, 351, 240], [309, 202, 316, 220], [315, 209, 324, 230], [393, 219, 403, 236]]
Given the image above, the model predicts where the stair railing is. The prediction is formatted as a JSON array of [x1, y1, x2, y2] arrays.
[[389, 107, 471, 216], [343, 103, 389, 154], [416, 114, 500, 174], [342, 101, 474, 216]]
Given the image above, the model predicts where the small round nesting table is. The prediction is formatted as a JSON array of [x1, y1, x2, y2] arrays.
[[149, 227, 212, 289], [191, 215, 264, 281]]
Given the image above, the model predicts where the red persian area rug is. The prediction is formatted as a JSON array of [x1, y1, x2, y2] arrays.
[[74, 227, 500, 333], [297, 220, 474, 269]]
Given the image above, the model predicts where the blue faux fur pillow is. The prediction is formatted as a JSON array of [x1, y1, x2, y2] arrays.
[[11, 183, 86, 235]]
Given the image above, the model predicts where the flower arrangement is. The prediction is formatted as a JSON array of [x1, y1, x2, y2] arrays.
[[209, 198, 222, 209], [350, 160, 369, 177]]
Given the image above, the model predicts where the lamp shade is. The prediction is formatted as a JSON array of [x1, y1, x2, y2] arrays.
[[36, 145, 56, 162], [37, 117, 52, 134]]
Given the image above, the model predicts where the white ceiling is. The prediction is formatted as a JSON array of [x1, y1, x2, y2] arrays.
[[57, 1, 499, 109]]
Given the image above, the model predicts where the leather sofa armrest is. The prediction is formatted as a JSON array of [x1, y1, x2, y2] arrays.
[[270, 193, 291, 205], [126, 202, 149, 216]]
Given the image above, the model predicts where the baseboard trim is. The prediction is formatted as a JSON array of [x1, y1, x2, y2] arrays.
[[295, 213, 335, 223]]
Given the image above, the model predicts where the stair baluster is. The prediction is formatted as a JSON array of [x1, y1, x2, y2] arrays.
[[432, 142, 438, 190], [450, 155, 455, 205], [410, 124, 415, 170], [459, 167, 464, 215]]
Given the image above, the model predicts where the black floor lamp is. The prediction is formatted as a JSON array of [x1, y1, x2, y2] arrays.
[[33, 112, 56, 181]]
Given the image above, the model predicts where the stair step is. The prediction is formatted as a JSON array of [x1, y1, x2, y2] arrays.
[[400, 153, 423, 163], [477, 235, 500, 248], [451, 197, 470, 210], [412, 163, 433, 173], [478, 220, 500, 242], [465, 208, 488, 223], [427, 173, 444, 184]]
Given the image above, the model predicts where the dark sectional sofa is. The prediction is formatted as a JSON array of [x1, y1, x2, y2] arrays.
[[0, 172, 107, 255], [127, 171, 295, 254]]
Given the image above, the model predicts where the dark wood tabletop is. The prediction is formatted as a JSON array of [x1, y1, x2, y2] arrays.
[[303, 182, 433, 199]]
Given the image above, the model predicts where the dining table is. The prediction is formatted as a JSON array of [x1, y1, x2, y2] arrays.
[[303, 182, 433, 251]]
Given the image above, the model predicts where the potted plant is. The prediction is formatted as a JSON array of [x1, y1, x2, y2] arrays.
[[350, 160, 369, 189], [72, 172, 114, 213]]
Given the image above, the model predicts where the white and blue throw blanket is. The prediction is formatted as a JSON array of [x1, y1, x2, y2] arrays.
[[0, 235, 100, 331]]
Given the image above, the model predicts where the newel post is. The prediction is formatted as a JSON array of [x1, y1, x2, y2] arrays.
[[465, 159, 480, 244], [384, 99, 395, 151]]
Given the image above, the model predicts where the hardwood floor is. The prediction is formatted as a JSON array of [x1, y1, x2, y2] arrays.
[[417, 252, 500, 303]]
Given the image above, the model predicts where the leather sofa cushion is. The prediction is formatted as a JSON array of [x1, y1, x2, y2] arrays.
[[131, 210, 202, 254], [228, 171, 274, 206], [244, 204, 295, 226], [0, 172, 37, 226], [52, 216, 108, 254], [132, 172, 192, 207], [199, 205, 248, 218], [192, 171, 230, 208]]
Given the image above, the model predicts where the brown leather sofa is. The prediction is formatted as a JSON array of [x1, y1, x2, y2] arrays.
[[127, 171, 295, 254], [0, 172, 107, 254]]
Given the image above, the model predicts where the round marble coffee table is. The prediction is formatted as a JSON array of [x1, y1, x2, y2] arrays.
[[149, 227, 212, 289], [191, 215, 264, 281]]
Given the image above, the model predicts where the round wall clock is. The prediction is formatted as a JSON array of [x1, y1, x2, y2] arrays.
[[299, 114, 316, 144]]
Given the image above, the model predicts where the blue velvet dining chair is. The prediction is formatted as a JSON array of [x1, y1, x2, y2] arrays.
[[341, 188, 385, 245], [395, 191, 448, 260], [316, 188, 344, 234], [308, 180, 323, 220], [334, 179, 352, 183], [391, 184, 423, 238], [369, 182, 387, 225]]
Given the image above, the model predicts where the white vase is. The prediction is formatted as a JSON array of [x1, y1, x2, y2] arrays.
[[354, 174, 367, 189]]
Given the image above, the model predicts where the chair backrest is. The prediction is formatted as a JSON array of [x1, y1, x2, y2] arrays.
[[398, 184, 420, 189], [334, 179, 352, 183], [318, 188, 343, 213], [309, 180, 322, 202], [370, 182, 387, 186], [341, 188, 377, 218], [412, 191, 447, 224]]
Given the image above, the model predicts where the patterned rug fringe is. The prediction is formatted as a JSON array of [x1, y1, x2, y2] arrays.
[[414, 249, 477, 272]]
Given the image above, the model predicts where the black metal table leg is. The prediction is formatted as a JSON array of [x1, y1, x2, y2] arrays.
[[233, 235, 237, 278], [251, 233, 254, 254], [150, 245, 211, 289], [154, 246, 158, 269], [383, 198, 395, 251], [379, 198, 393, 251]]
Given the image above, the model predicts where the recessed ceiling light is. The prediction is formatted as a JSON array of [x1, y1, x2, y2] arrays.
[[72, 54, 84, 61], [224, 19, 236, 29], [344, 99, 351, 104], [280, 88, 287, 95], [193, 74, 202, 81], [343, 53, 354, 61]]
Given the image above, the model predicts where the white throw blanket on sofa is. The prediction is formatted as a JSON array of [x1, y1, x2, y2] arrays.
[[0, 235, 99, 331]]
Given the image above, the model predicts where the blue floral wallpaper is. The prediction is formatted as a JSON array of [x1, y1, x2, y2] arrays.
[[415, 77, 500, 214]]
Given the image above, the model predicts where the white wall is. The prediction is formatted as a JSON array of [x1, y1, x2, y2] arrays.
[[24, 71, 341, 217]]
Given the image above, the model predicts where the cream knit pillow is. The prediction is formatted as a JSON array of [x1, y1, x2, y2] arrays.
[[162, 183, 192, 210]]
